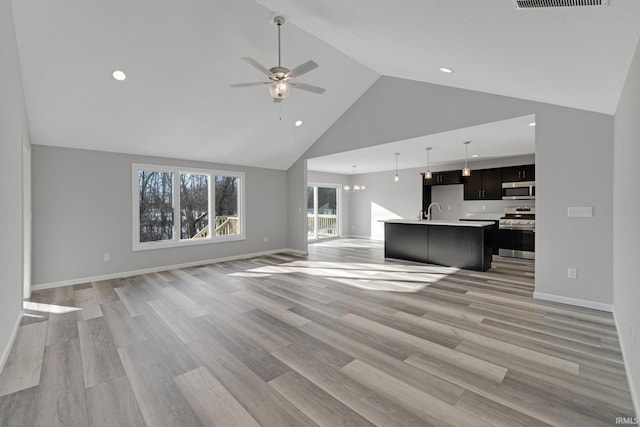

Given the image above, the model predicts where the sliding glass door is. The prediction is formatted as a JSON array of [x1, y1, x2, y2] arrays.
[[307, 184, 339, 240]]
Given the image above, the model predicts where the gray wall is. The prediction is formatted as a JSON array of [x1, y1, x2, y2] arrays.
[[614, 38, 640, 414], [32, 145, 289, 286], [0, 0, 30, 366], [307, 170, 351, 237], [289, 76, 614, 307]]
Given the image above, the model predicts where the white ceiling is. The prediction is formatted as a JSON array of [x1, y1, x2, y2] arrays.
[[11, 0, 640, 171], [256, 0, 640, 115], [11, 0, 379, 170], [307, 115, 536, 175]]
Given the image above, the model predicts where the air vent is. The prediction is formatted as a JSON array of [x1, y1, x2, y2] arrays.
[[514, 0, 608, 8]]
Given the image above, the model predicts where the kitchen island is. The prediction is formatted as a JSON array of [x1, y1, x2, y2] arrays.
[[382, 219, 495, 271]]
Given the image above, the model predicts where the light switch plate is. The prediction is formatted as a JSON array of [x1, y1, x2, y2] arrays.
[[568, 268, 577, 279], [568, 207, 593, 217]]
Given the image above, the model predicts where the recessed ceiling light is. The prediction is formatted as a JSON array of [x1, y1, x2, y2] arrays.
[[295, 120, 302, 127], [440, 67, 454, 74], [112, 70, 126, 81], [529, 122, 536, 127], [472, 154, 479, 158]]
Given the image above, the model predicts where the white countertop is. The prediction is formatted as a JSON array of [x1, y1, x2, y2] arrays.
[[382, 219, 495, 227]]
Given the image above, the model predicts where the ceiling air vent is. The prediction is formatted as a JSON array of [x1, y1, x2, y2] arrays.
[[514, 0, 608, 7]]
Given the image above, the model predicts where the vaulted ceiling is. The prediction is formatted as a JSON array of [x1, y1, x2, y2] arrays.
[[11, 0, 640, 170]]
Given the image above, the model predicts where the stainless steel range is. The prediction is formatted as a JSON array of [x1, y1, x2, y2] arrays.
[[499, 207, 535, 259]]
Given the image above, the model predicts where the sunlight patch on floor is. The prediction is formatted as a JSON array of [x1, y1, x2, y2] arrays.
[[227, 259, 459, 291], [23, 301, 81, 314]]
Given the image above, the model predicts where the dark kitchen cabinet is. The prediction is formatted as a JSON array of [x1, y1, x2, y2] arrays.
[[421, 183, 432, 220], [502, 164, 535, 182], [427, 170, 462, 185], [464, 168, 502, 200]]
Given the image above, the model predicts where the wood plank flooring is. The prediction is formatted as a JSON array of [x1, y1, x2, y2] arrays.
[[0, 238, 635, 426]]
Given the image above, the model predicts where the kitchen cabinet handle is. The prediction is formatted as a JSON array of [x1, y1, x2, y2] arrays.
[[523, 171, 526, 179], [482, 190, 486, 198], [478, 190, 481, 198]]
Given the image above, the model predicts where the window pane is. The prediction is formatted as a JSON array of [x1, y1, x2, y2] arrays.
[[138, 171, 173, 242], [317, 187, 337, 237], [307, 186, 315, 237], [180, 173, 209, 239], [214, 176, 239, 236]]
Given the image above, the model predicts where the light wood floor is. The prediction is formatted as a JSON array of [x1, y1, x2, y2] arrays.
[[0, 238, 635, 426]]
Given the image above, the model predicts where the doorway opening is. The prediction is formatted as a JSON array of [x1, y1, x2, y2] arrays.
[[307, 184, 340, 240]]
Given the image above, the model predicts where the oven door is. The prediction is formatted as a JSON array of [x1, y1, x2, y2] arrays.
[[499, 227, 535, 259]]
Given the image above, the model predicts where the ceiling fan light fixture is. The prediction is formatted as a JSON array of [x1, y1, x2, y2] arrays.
[[269, 81, 290, 99]]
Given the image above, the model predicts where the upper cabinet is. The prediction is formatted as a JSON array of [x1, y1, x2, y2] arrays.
[[425, 170, 462, 186], [463, 168, 502, 200], [501, 164, 535, 182]]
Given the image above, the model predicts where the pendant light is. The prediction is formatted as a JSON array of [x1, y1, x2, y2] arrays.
[[462, 141, 471, 177], [425, 147, 433, 180], [394, 153, 400, 182]]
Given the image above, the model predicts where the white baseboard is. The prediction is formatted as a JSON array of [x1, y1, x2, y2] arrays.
[[32, 248, 306, 291], [533, 291, 613, 312], [0, 311, 23, 375], [613, 309, 640, 418]]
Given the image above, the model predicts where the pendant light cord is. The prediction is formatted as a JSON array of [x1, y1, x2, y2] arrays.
[[465, 143, 468, 169]]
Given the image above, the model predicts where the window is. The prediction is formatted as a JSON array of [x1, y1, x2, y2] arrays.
[[133, 164, 244, 250]]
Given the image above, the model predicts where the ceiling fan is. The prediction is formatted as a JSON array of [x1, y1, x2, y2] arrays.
[[231, 16, 326, 102]]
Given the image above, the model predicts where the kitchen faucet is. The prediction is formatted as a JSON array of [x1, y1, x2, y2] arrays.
[[426, 202, 441, 221]]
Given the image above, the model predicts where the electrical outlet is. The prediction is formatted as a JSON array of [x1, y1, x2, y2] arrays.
[[482, 205, 486, 211], [447, 205, 452, 211], [567, 207, 593, 217], [567, 268, 577, 279], [263, 236, 268, 243], [103, 253, 110, 262]]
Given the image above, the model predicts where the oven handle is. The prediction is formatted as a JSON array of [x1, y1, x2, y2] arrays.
[[499, 226, 535, 231]]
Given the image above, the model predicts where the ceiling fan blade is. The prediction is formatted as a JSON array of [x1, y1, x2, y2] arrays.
[[231, 81, 270, 88], [241, 57, 271, 75], [290, 82, 326, 95], [286, 60, 318, 78], [273, 97, 283, 103]]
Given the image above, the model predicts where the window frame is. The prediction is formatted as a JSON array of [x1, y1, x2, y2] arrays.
[[132, 163, 245, 251]]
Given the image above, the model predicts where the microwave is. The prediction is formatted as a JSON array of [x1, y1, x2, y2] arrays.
[[502, 181, 535, 200]]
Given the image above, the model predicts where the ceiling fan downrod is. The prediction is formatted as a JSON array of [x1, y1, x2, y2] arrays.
[[274, 16, 285, 68]]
